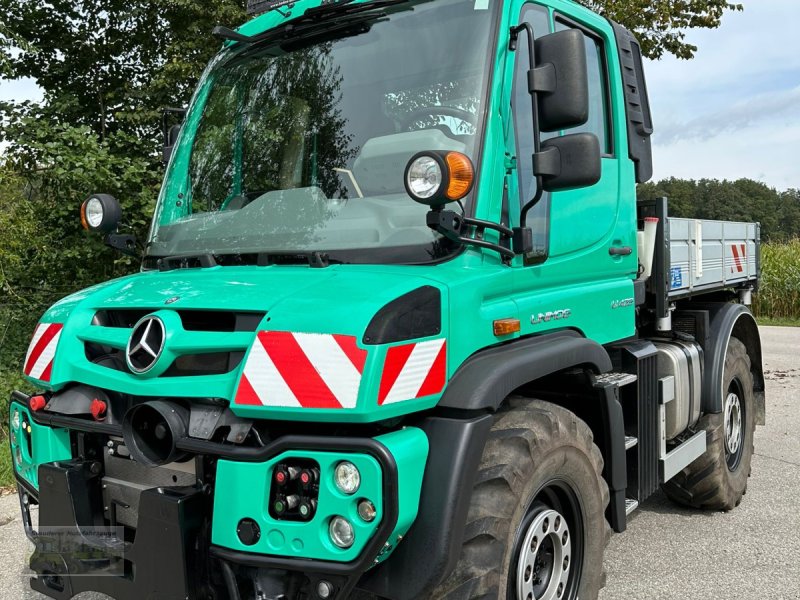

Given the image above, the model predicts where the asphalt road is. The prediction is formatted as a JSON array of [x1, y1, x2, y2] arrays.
[[1, 326, 797, 600]]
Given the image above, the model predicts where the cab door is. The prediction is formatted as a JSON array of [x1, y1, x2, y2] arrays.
[[508, 1, 637, 344]]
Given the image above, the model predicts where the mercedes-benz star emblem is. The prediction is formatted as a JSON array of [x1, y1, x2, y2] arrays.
[[126, 316, 166, 374]]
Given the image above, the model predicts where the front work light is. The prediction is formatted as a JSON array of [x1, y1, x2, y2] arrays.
[[404, 151, 475, 208], [329, 516, 355, 549], [80, 194, 122, 233], [334, 461, 361, 495]]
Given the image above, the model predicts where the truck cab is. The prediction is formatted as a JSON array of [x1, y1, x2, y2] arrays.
[[9, 1, 763, 599]]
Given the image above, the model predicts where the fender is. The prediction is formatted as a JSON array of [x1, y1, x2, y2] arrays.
[[694, 303, 765, 424], [438, 330, 613, 411], [357, 413, 493, 600]]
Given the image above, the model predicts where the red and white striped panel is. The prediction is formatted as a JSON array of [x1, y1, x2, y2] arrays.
[[235, 331, 367, 409], [731, 243, 747, 273], [24, 322, 63, 382], [378, 339, 446, 405]]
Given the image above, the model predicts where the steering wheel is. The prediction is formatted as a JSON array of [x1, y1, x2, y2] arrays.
[[400, 106, 478, 139]]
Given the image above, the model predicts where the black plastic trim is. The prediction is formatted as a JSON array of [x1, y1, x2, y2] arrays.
[[357, 413, 494, 599], [438, 331, 613, 411], [363, 286, 442, 345], [609, 20, 653, 183], [595, 382, 627, 533], [683, 303, 764, 419]]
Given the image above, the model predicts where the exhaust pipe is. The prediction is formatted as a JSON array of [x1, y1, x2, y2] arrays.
[[122, 401, 190, 467]]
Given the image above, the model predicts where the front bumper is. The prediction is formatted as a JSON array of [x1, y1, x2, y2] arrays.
[[10, 391, 427, 600]]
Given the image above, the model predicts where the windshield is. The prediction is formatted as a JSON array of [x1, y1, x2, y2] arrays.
[[147, 0, 497, 264]]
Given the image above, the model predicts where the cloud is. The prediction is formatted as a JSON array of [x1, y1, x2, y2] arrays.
[[655, 85, 800, 145], [644, 0, 800, 189]]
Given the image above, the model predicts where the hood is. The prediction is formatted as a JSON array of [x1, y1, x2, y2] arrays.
[[27, 264, 450, 423]]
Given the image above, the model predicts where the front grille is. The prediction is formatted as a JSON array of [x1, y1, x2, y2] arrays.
[[162, 351, 245, 377], [93, 309, 266, 332], [84, 308, 262, 377], [84, 344, 245, 377]]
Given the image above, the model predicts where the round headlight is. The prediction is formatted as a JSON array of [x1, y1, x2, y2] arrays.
[[329, 516, 355, 549], [11, 409, 20, 431], [404, 151, 475, 207], [84, 197, 105, 229], [334, 461, 361, 495], [80, 193, 122, 233], [406, 155, 442, 200]]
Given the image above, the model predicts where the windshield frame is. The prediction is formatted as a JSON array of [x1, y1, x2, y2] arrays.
[[145, 0, 503, 267]]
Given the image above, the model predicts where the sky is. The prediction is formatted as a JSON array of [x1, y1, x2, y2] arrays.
[[642, 0, 800, 190], [0, 1, 798, 189]]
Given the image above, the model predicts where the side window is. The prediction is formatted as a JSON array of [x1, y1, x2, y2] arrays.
[[512, 4, 551, 258], [555, 19, 612, 154]]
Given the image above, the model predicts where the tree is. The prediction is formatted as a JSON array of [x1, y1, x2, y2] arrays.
[[581, 0, 743, 59], [638, 178, 800, 241]]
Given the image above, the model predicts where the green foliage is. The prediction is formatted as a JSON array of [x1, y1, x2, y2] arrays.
[[582, 0, 743, 59], [637, 178, 800, 242], [753, 240, 800, 321], [0, 1, 247, 379]]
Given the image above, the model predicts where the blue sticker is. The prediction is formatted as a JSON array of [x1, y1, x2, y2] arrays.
[[670, 267, 683, 289]]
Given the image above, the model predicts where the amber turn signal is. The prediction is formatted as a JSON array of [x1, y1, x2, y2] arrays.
[[404, 150, 476, 207], [493, 318, 521, 337], [444, 152, 475, 201]]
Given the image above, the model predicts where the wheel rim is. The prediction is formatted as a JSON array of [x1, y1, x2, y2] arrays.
[[516, 509, 571, 600], [511, 481, 583, 600], [724, 379, 745, 470]]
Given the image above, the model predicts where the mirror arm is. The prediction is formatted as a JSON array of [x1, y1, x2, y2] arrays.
[[510, 23, 545, 254], [104, 233, 139, 258], [427, 209, 515, 261]]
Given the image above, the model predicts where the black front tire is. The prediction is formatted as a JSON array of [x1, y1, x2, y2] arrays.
[[430, 398, 609, 600], [662, 337, 755, 510]]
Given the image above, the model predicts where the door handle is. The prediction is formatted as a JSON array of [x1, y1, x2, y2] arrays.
[[609, 246, 633, 256]]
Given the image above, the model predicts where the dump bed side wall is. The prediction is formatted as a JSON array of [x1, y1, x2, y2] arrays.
[[667, 218, 759, 298]]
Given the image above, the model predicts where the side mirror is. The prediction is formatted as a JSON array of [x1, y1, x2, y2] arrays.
[[162, 124, 182, 164], [161, 107, 187, 165], [535, 133, 601, 192], [533, 29, 589, 132]]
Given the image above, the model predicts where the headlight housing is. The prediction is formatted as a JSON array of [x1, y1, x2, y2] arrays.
[[329, 516, 355, 549], [334, 461, 361, 495], [404, 151, 475, 207], [80, 193, 122, 233]]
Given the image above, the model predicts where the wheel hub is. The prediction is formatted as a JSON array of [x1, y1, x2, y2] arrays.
[[516, 509, 571, 600], [724, 391, 743, 458]]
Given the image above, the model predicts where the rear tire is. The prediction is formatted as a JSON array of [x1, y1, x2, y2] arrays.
[[430, 398, 609, 600], [662, 337, 755, 510]]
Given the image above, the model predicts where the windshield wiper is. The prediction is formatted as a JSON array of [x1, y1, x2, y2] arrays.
[[156, 253, 219, 272], [257, 251, 343, 268], [212, 0, 409, 46], [151, 251, 344, 271]]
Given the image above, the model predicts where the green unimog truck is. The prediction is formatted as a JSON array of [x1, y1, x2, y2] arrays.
[[9, 0, 764, 598]]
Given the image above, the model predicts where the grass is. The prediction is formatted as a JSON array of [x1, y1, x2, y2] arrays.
[[753, 239, 800, 322], [0, 370, 31, 489], [757, 316, 800, 327], [0, 432, 11, 491]]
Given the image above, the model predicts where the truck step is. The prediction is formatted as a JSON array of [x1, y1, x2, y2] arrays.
[[594, 372, 638, 388], [624, 435, 638, 450], [625, 498, 639, 515]]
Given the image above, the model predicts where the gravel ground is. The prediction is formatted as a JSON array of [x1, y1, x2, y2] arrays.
[[1, 326, 797, 600]]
